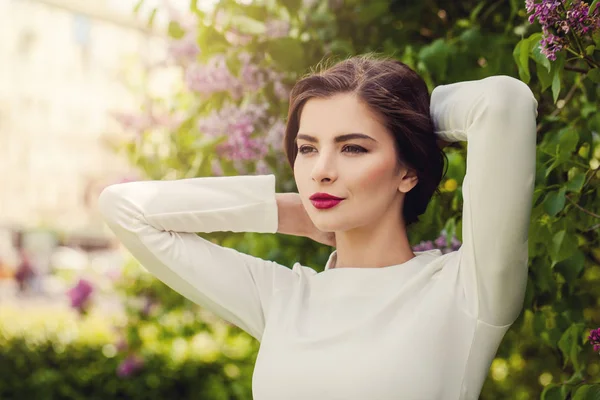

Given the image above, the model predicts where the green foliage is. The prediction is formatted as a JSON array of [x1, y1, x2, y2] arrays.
[[0, 337, 253, 400], [6, 0, 600, 398]]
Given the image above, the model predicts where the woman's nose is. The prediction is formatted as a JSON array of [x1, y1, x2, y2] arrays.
[[310, 152, 338, 183]]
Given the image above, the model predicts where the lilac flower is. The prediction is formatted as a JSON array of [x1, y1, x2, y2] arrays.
[[66, 279, 94, 314], [434, 235, 447, 248], [526, 0, 600, 60], [413, 240, 434, 252], [197, 103, 269, 162], [265, 19, 290, 38], [168, 32, 200, 64], [450, 236, 462, 251], [238, 52, 267, 92], [185, 56, 241, 98], [211, 159, 224, 176], [141, 296, 157, 318], [117, 354, 144, 378], [225, 28, 253, 46], [111, 112, 153, 135], [589, 327, 600, 353], [265, 118, 286, 149], [413, 234, 461, 253], [115, 337, 128, 353]]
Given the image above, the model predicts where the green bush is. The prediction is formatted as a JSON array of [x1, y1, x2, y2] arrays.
[[0, 305, 254, 400]]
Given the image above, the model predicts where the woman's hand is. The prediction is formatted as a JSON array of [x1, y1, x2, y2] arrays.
[[276, 193, 336, 247]]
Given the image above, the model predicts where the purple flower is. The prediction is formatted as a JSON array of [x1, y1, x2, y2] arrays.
[[415, 240, 434, 251], [526, 0, 600, 60], [434, 235, 447, 248], [115, 337, 128, 352], [168, 32, 200, 64], [450, 236, 462, 251], [117, 354, 144, 378], [265, 19, 290, 38], [66, 279, 94, 313], [197, 103, 270, 162], [185, 56, 241, 98], [589, 327, 600, 353]]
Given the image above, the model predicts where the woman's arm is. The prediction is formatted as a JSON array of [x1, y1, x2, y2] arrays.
[[430, 76, 538, 326], [98, 174, 296, 341]]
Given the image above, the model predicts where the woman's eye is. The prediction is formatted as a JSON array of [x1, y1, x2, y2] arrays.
[[297, 144, 367, 154], [298, 145, 315, 154], [342, 145, 367, 154]]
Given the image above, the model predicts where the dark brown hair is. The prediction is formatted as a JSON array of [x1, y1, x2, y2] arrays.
[[284, 54, 447, 226]]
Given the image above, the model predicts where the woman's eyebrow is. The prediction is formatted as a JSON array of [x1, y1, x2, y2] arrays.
[[296, 133, 377, 143]]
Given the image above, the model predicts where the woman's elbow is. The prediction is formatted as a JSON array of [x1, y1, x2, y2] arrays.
[[98, 183, 141, 228], [482, 76, 538, 117]]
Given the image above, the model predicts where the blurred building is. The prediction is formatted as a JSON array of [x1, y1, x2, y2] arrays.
[[0, 0, 179, 243]]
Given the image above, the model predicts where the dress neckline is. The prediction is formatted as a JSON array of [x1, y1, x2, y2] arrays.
[[320, 249, 442, 273]]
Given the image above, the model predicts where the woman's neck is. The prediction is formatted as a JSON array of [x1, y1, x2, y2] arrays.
[[332, 218, 415, 269]]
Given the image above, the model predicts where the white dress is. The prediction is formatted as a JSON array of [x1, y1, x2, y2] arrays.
[[98, 75, 538, 400]]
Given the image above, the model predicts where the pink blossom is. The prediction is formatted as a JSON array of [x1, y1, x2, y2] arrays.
[[117, 354, 144, 377], [197, 103, 270, 162], [168, 32, 200, 64], [66, 279, 94, 314], [265, 118, 286, 149], [265, 19, 290, 38], [185, 56, 242, 98], [589, 327, 600, 354]]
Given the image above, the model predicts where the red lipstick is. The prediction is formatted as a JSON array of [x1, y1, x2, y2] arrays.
[[309, 193, 344, 210]]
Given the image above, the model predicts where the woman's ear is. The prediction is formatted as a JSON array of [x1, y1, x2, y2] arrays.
[[398, 169, 418, 193]]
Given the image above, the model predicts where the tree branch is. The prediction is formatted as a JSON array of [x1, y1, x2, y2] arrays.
[[566, 195, 600, 219], [564, 65, 588, 73]]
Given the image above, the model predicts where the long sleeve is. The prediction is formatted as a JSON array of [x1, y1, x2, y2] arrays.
[[430, 76, 538, 326], [97, 174, 296, 341]]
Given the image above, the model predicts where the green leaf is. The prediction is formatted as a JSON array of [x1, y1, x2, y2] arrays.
[[266, 37, 307, 71], [558, 323, 584, 370], [133, 0, 145, 14], [541, 384, 563, 400], [566, 170, 586, 193], [197, 26, 229, 59], [544, 188, 566, 216], [552, 67, 562, 103], [557, 127, 580, 159], [551, 229, 577, 263], [585, 45, 596, 56], [554, 250, 585, 282], [589, 0, 600, 15], [419, 39, 454, 80], [550, 53, 565, 103], [573, 384, 600, 399], [537, 61, 553, 91], [531, 34, 551, 72], [587, 69, 600, 83], [229, 15, 266, 35], [147, 7, 157, 28], [513, 38, 531, 83], [281, 0, 303, 14], [356, 1, 390, 24], [168, 21, 186, 39]]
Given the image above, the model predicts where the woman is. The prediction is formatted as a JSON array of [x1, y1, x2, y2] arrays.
[[98, 55, 537, 399]]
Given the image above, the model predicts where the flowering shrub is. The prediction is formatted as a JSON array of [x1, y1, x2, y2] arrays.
[[66, 279, 94, 315], [590, 327, 600, 353], [91, 0, 600, 398], [526, 0, 600, 60]]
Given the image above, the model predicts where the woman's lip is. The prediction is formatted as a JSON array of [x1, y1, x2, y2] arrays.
[[310, 199, 343, 210]]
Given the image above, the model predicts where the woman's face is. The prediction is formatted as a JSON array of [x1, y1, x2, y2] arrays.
[[293, 92, 418, 234]]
